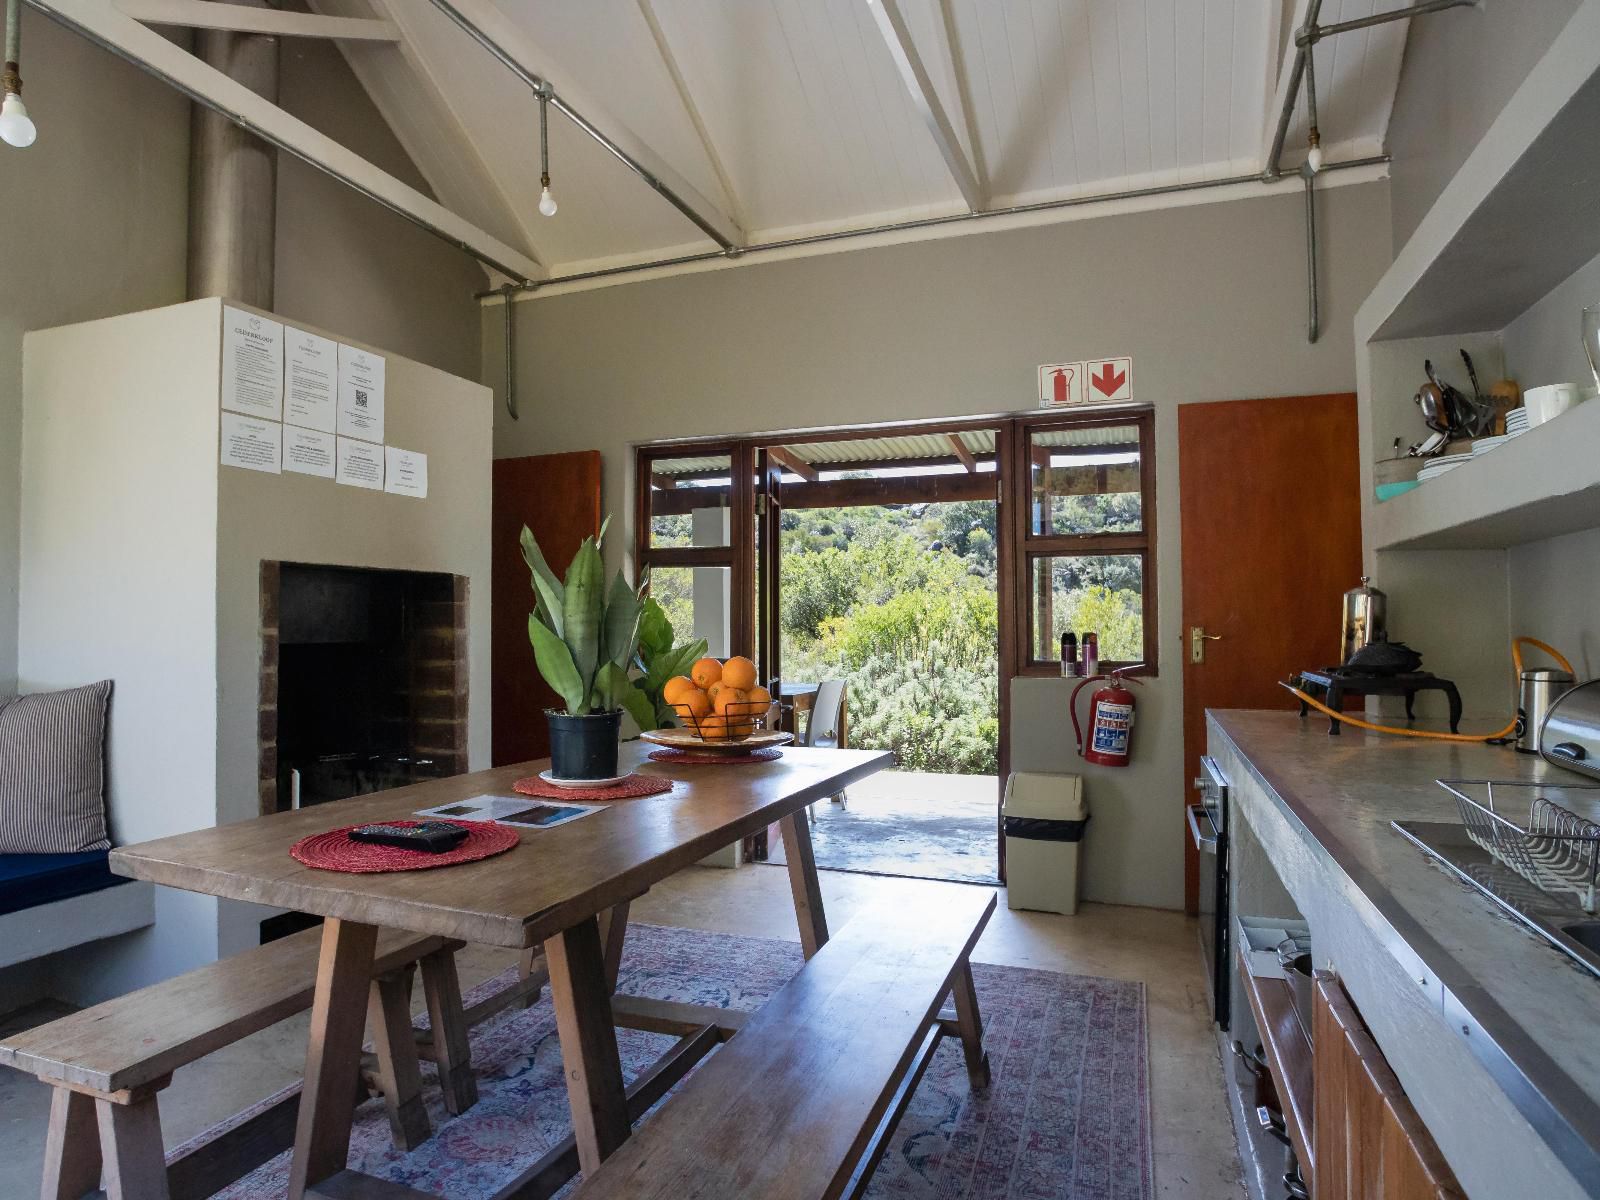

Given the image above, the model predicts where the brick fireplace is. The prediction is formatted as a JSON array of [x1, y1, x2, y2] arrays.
[[258, 561, 469, 815]]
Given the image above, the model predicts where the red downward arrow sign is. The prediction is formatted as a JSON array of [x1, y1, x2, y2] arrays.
[[1091, 363, 1126, 397]]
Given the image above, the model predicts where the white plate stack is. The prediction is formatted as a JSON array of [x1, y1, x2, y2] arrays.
[[1470, 434, 1510, 457], [1417, 453, 1472, 482], [1505, 407, 1531, 438]]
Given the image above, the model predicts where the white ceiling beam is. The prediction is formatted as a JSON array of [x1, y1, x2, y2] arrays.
[[634, 0, 747, 233], [310, 0, 546, 281], [427, 0, 745, 251], [114, 0, 400, 41], [865, 0, 985, 212], [30, 0, 544, 283]]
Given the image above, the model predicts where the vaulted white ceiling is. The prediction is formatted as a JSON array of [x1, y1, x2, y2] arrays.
[[311, 0, 1416, 284]]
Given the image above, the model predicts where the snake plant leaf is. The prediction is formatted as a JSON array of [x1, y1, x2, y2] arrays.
[[602, 572, 643, 669], [609, 671, 659, 732], [562, 536, 605, 698], [520, 526, 565, 635], [528, 614, 586, 715], [596, 514, 612, 551], [637, 597, 673, 658]]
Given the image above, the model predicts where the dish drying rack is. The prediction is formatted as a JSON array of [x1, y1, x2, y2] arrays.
[[1437, 780, 1600, 914]]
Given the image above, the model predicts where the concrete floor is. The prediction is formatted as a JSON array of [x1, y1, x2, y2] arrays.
[[0, 868, 1243, 1199]]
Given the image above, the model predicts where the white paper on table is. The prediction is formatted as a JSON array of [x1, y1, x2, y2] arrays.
[[283, 427, 336, 478], [415, 794, 609, 830], [284, 327, 337, 432], [383, 446, 428, 498], [335, 436, 384, 489], [220, 411, 282, 474], [336, 344, 386, 442], [221, 306, 284, 420]]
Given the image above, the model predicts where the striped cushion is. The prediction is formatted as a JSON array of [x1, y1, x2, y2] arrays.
[[0, 681, 113, 854]]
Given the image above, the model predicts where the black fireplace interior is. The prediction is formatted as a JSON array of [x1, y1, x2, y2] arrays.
[[275, 563, 456, 810]]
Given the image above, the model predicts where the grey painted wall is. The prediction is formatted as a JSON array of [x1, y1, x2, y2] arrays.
[[1503, 246, 1600, 393], [0, 13, 483, 704], [0, 11, 191, 697], [486, 180, 1396, 909], [1386, 0, 1581, 253]]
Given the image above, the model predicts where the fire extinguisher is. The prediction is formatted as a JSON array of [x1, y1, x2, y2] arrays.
[[1070, 666, 1143, 767]]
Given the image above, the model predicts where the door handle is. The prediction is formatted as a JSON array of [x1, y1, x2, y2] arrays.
[[1189, 626, 1222, 664]]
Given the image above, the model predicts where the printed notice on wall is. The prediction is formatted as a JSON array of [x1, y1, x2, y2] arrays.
[[336, 344, 386, 442], [284, 427, 336, 479], [284, 328, 337, 432], [222, 306, 284, 420], [383, 446, 428, 498], [220, 412, 282, 474], [335, 436, 384, 490]]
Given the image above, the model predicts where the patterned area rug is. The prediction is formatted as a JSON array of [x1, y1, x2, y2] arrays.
[[178, 923, 1151, 1199]]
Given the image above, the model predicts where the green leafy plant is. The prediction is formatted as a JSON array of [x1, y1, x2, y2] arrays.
[[633, 597, 708, 729], [521, 520, 654, 730]]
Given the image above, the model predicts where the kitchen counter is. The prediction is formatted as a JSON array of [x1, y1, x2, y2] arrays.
[[1209, 709, 1600, 1200]]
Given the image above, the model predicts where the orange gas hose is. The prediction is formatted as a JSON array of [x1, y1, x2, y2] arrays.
[[1281, 636, 1575, 742]]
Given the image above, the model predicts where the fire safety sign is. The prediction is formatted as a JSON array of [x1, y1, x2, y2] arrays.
[[1038, 356, 1133, 408], [1037, 363, 1083, 408]]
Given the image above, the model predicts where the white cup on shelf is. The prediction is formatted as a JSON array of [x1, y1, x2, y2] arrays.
[[1523, 382, 1584, 426]]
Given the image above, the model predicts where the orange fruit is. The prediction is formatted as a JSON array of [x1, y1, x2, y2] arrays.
[[676, 688, 712, 720], [713, 687, 749, 716], [721, 655, 757, 691], [690, 657, 723, 689], [696, 714, 728, 739], [662, 676, 697, 706], [706, 680, 726, 705], [746, 685, 773, 708]]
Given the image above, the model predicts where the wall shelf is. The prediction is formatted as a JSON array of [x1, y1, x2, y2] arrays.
[[1372, 400, 1600, 551]]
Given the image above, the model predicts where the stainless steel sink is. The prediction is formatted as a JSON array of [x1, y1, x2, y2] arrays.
[[1394, 820, 1600, 979]]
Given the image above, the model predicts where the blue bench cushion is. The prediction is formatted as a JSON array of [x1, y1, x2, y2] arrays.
[[0, 850, 126, 917]]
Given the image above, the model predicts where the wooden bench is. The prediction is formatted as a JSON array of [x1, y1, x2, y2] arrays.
[[0, 925, 476, 1200], [572, 882, 997, 1200]]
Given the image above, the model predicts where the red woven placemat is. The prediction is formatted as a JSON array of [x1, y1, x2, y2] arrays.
[[290, 820, 519, 874], [512, 773, 674, 800], [648, 747, 784, 765]]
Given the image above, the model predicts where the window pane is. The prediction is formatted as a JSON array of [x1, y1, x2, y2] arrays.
[[1029, 425, 1142, 535], [649, 565, 732, 659], [1030, 554, 1144, 663], [649, 454, 731, 548]]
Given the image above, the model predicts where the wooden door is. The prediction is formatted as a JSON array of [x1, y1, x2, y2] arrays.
[[491, 451, 602, 766], [756, 449, 783, 691], [1179, 395, 1361, 911]]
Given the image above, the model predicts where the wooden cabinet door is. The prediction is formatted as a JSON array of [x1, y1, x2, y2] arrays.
[[1312, 973, 1463, 1199]]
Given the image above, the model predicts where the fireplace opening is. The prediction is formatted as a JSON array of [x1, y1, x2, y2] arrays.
[[260, 561, 468, 814]]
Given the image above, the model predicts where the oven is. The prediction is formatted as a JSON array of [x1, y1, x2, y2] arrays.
[[1189, 756, 1231, 1029]]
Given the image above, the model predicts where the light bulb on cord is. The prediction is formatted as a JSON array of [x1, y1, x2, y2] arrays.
[[1305, 128, 1323, 174], [0, 91, 33, 147], [539, 184, 557, 217]]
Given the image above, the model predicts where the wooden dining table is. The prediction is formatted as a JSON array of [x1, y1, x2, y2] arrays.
[[109, 741, 892, 1200]]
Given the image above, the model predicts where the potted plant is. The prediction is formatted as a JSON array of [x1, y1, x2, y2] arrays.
[[521, 520, 653, 780], [632, 598, 708, 729]]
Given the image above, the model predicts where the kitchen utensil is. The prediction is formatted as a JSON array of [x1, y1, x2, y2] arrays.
[[1339, 577, 1387, 665], [1516, 668, 1575, 754], [1487, 380, 1522, 434], [1584, 303, 1600, 391], [1275, 934, 1315, 1036], [1540, 680, 1600, 782], [1437, 778, 1600, 914]]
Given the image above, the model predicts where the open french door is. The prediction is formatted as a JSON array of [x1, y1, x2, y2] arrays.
[[756, 448, 784, 692]]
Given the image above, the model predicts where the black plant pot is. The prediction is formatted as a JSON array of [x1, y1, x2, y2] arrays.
[[546, 709, 622, 780]]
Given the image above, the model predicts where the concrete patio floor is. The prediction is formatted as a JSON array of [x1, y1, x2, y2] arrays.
[[767, 768, 1000, 884]]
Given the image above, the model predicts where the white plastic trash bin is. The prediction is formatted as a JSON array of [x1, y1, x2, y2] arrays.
[[1003, 772, 1088, 915]]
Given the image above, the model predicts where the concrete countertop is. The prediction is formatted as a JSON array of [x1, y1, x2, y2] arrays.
[[1208, 709, 1600, 1193]]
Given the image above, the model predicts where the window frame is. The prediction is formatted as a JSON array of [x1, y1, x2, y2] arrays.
[[1005, 409, 1158, 678]]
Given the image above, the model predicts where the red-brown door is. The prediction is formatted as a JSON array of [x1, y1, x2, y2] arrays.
[[1179, 395, 1362, 912], [491, 451, 602, 766]]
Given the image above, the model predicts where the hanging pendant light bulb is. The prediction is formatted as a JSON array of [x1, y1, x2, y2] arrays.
[[536, 83, 556, 217], [1306, 127, 1324, 174], [1, 0, 37, 149]]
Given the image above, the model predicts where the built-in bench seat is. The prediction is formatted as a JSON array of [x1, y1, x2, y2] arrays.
[[0, 850, 124, 914], [0, 851, 155, 970], [0, 924, 477, 1200], [574, 882, 996, 1200]]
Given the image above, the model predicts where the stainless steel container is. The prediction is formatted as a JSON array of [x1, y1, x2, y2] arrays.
[[1339, 577, 1387, 665], [1517, 668, 1575, 754], [1541, 680, 1600, 780]]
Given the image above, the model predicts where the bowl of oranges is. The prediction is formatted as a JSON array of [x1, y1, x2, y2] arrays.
[[640, 655, 794, 753]]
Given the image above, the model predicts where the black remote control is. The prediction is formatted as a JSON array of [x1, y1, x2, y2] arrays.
[[349, 821, 469, 853]]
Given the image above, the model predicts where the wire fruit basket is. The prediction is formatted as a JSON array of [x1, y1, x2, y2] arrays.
[[1437, 779, 1600, 914], [668, 698, 777, 743]]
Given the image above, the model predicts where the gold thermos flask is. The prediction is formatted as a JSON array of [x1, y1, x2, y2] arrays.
[[1340, 577, 1387, 665]]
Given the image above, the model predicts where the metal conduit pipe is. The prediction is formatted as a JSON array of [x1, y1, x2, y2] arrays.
[[1265, 0, 1477, 181], [479, 154, 1388, 301], [426, 0, 738, 253], [1304, 166, 1319, 344], [501, 283, 518, 420]]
